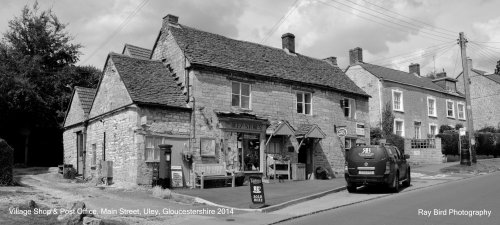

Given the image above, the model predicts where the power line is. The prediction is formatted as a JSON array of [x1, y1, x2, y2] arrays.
[[453, 46, 460, 76], [342, 0, 456, 38], [468, 43, 499, 65], [80, 0, 150, 64], [260, 0, 302, 44], [358, 0, 457, 35], [325, 0, 453, 41], [377, 44, 456, 67], [372, 43, 456, 66], [368, 41, 454, 64]]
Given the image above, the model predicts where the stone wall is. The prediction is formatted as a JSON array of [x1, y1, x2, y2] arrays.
[[62, 126, 83, 168], [86, 106, 139, 183], [405, 138, 444, 164]]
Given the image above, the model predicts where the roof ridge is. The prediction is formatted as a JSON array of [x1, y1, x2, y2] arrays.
[[109, 52, 161, 63], [124, 43, 151, 51]]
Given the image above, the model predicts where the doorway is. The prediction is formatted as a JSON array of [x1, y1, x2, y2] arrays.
[[76, 131, 84, 175], [298, 139, 313, 177]]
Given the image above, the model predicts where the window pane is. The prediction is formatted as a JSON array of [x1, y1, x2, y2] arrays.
[[344, 107, 349, 117], [232, 82, 240, 95], [304, 93, 311, 104], [241, 83, 250, 96], [305, 103, 311, 115], [296, 93, 303, 103], [241, 96, 250, 109], [297, 103, 303, 113], [232, 94, 240, 107]]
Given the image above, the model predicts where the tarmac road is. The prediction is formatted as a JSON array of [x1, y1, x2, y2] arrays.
[[283, 172, 500, 225]]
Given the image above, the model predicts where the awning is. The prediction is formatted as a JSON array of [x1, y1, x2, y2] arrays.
[[295, 124, 326, 139], [265, 120, 296, 145]]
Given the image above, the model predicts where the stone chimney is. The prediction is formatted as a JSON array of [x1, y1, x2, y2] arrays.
[[409, 63, 420, 76], [281, 33, 295, 53], [163, 14, 179, 28], [324, 57, 338, 66], [435, 71, 447, 78], [349, 47, 363, 65]]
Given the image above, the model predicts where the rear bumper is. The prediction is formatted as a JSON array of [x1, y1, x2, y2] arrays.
[[345, 174, 392, 185]]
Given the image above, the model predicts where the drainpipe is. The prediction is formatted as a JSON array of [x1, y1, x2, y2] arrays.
[[378, 79, 384, 126]]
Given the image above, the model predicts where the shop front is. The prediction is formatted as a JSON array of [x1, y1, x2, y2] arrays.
[[295, 124, 326, 180]]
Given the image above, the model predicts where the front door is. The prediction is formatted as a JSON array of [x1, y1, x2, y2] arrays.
[[76, 132, 84, 175], [298, 139, 313, 178]]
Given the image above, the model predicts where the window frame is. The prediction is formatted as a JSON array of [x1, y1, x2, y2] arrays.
[[429, 123, 438, 137], [446, 99, 455, 118], [414, 121, 422, 139], [427, 96, 437, 117], [296, 91, 313, 115], [457, 102, 466, 120], [145, 136, 166, 162], [231, 81, 252, 109], [394, 119, 405, 137], [342, 98, 356, 119], [392, 89, 404, 112]]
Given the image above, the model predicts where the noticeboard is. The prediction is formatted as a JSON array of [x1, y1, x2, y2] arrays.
[[249, 176, 265, 206]]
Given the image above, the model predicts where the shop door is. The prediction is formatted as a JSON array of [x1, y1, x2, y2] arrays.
[[76, 132, 84, 175], [298, 139, 313, 176]]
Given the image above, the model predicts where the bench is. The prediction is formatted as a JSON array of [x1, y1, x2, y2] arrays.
[[192, 162, 235, 189]]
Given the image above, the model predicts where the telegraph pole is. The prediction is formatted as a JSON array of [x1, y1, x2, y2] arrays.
[[458, 32, 476, 165]]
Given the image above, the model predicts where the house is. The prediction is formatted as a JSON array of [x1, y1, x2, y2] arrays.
[[63, 14, 371, 186], [456, 59, 500, 130], [345, 47, 466, 139]]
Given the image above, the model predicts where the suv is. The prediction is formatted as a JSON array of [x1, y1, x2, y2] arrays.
[[344, 144, 410, 193]]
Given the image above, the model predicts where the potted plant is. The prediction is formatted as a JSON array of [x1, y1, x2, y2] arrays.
[[182, 151, 193, 162]]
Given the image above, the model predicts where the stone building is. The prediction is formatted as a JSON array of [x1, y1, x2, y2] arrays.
[[456, 59, 500, 130], [63, 15, 371, 186], [345, 47, 466, 139]]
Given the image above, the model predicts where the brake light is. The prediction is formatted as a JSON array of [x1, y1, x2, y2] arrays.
[[385, 161, 391, 174], [344, 162, 348, 173]]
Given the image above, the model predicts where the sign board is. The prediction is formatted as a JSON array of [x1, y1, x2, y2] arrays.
[[356, 123, 365, 136], [171, 166, 183, 188], [337, 128, 347, 137], [459, 128, 466, 136], [249, 176, 265, 207]]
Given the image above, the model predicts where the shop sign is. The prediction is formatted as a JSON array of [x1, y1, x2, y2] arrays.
[[249, 176, 266, 206], [220, 120, 265, 132], [356, 123, 365, 136]]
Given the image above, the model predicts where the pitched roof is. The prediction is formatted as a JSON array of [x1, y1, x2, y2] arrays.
[[357, 63, 463, 97], [122, 44, 152, 59], [484, 74, 500, 84], [167, 24, 368, 97], [109, 53, 187, 108], [74, 86, 96, 115]]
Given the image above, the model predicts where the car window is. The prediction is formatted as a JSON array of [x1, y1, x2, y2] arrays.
[[394, 147, 401, 159]]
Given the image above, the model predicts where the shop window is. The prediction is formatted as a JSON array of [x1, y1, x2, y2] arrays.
[[232, 81, 251, 109], [296, 91, 312, 115], [238, 133, 260, 171]]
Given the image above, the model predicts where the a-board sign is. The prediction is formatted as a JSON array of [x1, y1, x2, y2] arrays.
[[249, 176, 265, 207]]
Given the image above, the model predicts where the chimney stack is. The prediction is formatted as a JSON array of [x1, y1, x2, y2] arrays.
[[409, 63, 420, 76], [281, 33, 295, 53], [163, 14, 179, 28], [349, 47, 363, 65], [324, 57, 338, 66], [436, 71, 447, 78]]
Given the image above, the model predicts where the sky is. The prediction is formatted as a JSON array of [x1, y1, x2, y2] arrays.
[[1, 0, 500, 77]]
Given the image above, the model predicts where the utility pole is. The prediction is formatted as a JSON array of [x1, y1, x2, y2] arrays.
[[458, 32, 476, 165]]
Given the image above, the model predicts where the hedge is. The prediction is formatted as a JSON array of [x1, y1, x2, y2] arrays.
[[437, 131, 500, 156], [0, 138, 14, 186]]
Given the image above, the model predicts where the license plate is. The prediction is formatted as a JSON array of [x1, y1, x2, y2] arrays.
[[358, 171, 374, 175]]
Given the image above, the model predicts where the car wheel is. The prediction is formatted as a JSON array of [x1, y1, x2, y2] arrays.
[[403, 169, 411, 187], [347, 183, 357, 193], [391, 173, 400, 193]]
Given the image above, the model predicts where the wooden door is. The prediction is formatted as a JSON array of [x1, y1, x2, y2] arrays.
[[76, 132, 84, 175]]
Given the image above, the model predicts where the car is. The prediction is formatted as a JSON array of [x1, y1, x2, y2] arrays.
[[344, 144, 411, 193]]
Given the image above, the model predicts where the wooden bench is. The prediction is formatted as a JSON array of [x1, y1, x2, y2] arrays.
[[270, 160, 291, 180], [192, 162, 235, 189]]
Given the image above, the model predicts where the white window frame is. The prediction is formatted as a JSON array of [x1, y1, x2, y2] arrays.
[[429, 123, 438, 137], [394, 119, 405, 137], [446, 99, 455, 118], [296, 91, 313, 115], [342, 98, 356, 119], [414, 121, 421, 139], [427, 96, 437, 117], [457, 102, 466, 120], [231, 81, 251, 109], [392, 90, 404, 112]]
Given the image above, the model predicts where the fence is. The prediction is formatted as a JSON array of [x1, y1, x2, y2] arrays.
[[405, 138, 443, 164]]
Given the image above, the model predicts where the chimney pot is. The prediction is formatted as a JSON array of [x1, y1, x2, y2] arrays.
[[349, 47, 363, 65], [409, 63, 420, 76], [324, 57, 338, 66], [281, 33, 295, 53], [163, 14, 179, 28]]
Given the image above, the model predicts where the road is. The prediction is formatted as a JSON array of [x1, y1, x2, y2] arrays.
[[283, 172, 500, 225]]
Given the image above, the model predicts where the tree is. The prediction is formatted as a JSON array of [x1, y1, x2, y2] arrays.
[[381, 102, 395, 137]]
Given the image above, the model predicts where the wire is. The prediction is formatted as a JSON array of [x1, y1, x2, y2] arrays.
[[468, 43, 499, 65], [358, 0, 457, 35], [325, 0, 453, 41], [373, 43, 456, 66], [80, 0, 150, 64], [260, 0, 302, 44], [342, 0, 456, 38], [368, 41, 454, 64], [452, 46, 460, 76]]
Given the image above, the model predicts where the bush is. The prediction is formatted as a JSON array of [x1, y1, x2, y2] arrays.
[[63, 167, 77, 179], [370, 127, 383, 145], [439, 125, 454, 134], [0, 138, 15, 186], [436, 131, 459, 155], [386, 134, 405, 154], [475, 132, 500, 157], [152, 186, 172, 199]]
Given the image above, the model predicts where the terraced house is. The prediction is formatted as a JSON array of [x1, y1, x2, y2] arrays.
[[63, 14, 371, 187], [345, 47, 467, 139]]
